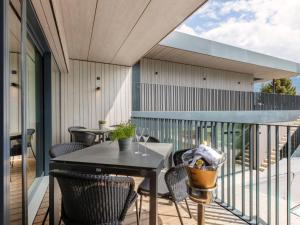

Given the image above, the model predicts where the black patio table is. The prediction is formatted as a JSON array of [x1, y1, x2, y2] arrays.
[[49, 141, 173, 225]]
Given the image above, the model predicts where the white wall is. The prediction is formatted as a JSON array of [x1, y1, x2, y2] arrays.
[[10, 53, 20, 133], [60, 59, 132, 142], [140, 58, 254, 91]]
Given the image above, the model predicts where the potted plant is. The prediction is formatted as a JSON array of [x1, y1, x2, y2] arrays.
[[111, 123, 135, 151], [98, 120, 106, 129]]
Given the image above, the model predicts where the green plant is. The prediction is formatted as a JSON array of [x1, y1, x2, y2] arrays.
[[111, 123, 136, 141], [98, 120, 106, 125], [261, 78, 296, 95]]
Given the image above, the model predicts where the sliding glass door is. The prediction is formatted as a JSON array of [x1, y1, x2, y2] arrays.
[[9, 1, 23, 224], [9, 1, 45, 224]]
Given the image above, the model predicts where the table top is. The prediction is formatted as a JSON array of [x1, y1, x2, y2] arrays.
[[51, 142, 173, 170], [71, 127, 114, 134]]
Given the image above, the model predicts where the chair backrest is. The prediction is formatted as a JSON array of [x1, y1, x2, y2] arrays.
[[50, 170, 135, 225], [164, 164, 188, 202], [27, 129, 35, 144], [67, 126, 86, 133], [13, 129, 35, 145], [68, 126, 86, 142], [140, 136, 160, 143], [70, 131, 96, 146], [173, 148, 191, 166], [49, 142, 88, 158]]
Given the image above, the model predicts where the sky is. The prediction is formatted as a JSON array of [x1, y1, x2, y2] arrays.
[[175, 0, 300, 93]]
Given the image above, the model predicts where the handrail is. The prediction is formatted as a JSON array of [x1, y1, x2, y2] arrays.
[[136, 82, 300, 111], [132, 114, 299, 225]]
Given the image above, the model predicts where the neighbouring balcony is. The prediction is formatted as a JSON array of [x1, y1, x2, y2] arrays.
[[136, 83, 300, 111]]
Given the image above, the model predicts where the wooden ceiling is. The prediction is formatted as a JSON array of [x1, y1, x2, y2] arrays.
[[32, 0, 207, 71]]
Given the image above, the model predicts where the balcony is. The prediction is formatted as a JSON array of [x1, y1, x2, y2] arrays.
[[135, 83, 300, 111], [130, 112, 300, 224]]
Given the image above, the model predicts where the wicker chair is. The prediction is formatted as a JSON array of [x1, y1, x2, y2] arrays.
[[70, 131, 96, 146], [173, 148, 191, 166], [140, 136, 160, 143], [10, 129, 36, 167], [137, 149, 192, 225], [50, 170, 139, 225], [27, 129, 36, 158], [49, 142, 88, 158], [67, 126, 86, 142], [42, 143, 89, 225]]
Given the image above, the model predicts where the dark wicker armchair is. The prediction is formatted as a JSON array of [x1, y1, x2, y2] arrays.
[[50, 170, 139, 225], [10, 129, 36, 167], [137, 149, 192, 225], [140, 136, 160, 143], [42, 143, 89, 225], [67, 126, 86, 142], [49, 142, 88, 158], [70, 131, 96, 146], [173, 148, 191, 166]]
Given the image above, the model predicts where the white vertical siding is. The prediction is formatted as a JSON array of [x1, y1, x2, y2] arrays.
[[10, 53, 20, 133], [140, 58, 254, 91], [60, 59, 132, 142]]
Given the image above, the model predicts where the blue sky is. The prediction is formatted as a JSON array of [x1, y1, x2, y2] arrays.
[[176, 0, 300, 93]]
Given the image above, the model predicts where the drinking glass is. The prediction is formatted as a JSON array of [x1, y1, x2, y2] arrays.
[[134, 127, 143, 154], [142, 128, 150, 156]]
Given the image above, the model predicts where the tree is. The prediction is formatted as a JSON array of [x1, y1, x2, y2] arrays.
[[261, 78, 296, 95]]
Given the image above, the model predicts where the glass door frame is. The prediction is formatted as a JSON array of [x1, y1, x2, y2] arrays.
[[0, 0, 11, 224], [1, 0, 54, 224]]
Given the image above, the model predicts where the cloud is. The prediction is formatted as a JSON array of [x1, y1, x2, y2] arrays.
[[176, 24, 200, 37], [177, 0, 300, 64]]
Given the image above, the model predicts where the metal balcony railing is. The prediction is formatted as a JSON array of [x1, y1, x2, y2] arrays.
[[131, 113, 300, 225], [137, 83, 300, 111]]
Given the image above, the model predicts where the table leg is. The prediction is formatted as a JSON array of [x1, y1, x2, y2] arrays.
[[198, 204, 205, 225], [49, 169, 60, 225], [149, 170, 158, 225]]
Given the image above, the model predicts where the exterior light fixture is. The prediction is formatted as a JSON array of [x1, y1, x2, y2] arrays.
[[11, 82, 19, 87], [96, 76, 101, 90]]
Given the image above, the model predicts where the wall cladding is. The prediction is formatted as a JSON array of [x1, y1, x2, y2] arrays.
[[60, 59, 132, 142], [140, 58, 254, 91]]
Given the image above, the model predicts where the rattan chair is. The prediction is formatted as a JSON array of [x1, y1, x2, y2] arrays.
[[67, 126, 86, 142], [173, 148, 191, 166], [49, 142, 88, 158], [70, 131, 96, 146], [27, 129, 36, 158], [137, 149, 192, 225], [50, 170, 139, 225], [10, 129, 36, 167], [42, 143, 89, 225], [140, 136, 160, 143]]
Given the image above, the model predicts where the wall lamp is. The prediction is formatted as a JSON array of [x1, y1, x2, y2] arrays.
[[11, 82, 19, 87], [96, 76, 101, 90]]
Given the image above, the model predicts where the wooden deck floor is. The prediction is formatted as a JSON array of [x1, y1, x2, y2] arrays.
[[33, 178, 246, 225], [10, 156, 36, 225]]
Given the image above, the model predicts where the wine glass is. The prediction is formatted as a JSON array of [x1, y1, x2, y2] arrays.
[[142, 128, 150, 156], [134, 127, 143, 154]]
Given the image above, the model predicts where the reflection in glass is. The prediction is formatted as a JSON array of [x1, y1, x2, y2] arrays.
[[9, 1, 22, 224]]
